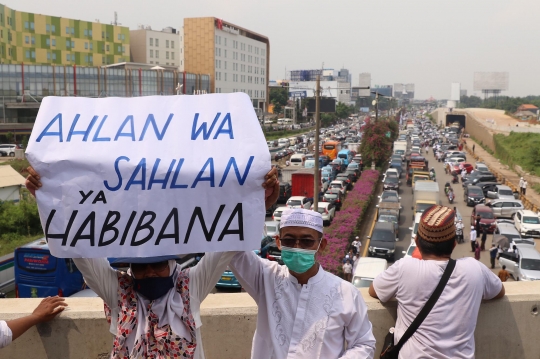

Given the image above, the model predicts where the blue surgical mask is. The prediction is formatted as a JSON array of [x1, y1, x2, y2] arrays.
[[281, 242, 321, 274], [133, 267, 176, 301]]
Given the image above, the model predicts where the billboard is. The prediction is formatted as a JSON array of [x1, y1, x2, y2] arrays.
[[450, 83, 461, 101], [358, 73, 371, 97], [473, 72, 509, 91], [307, 98, 336, 113]]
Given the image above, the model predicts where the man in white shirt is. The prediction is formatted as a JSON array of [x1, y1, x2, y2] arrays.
[[369, 205, 504, 359], [230, 208, 375, 359], [0, 296, 66, 349], [343, 260, 353, 282], [470, 225, 477, 252]]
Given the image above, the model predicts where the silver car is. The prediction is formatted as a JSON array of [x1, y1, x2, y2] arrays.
[[486, 185, 516, 200], [495, 220, 535, 246], [485, 199, 523, 218], [498, 244, 540, 281]]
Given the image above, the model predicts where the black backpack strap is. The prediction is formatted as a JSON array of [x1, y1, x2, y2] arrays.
[[394, 259, 456, 352]]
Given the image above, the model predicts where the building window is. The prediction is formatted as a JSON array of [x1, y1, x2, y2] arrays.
[[106, 44, 110, 52], [46, 38, 50, 46], [166, 40, 169, 48], [122, 46, 125, 53], [155, 50, 159, 58], [224, 50, 227, 58], [52, 38, 56, 46], [166, 51, 169, 59], [72, 54, 75, 61], [84, 29, 88, 36], [85, 42, 88, 49], [171, 41, 174, 49], [224, 73, 227, 81], [149, 38, 153, 46], [46, 24, 50, 32], [52, 25, 56, 33], [224, 38, 227, 46], [150, 49, 153, 58], [71, 41, 75, 48], [25, 21, 29, 29], [25, 36, 29, 44], [66, 53, 70, 61], [26, 50, 30, 59], [150, 61, 153, 64], [66, 40, 70, 48], [118, 34, 121, 40], [171, 52, 175, 60], [155, 39, 159, 47], [66, 27, 70, 35], [52, 53, 56, 60], [31, 36, 35, 45], [102, 31, 105, 39], [90, 42, 93, 50], [47, 52, 51, 60]]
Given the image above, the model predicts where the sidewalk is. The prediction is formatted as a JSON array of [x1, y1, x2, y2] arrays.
[[463, 138, 540, 212]]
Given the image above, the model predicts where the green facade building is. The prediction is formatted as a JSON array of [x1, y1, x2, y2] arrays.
[[0, 3, 130, 66]]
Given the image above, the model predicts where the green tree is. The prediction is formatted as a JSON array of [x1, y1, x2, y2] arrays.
[[358, 119, 394, 166], [5, 132, 13, 143], [270, 87, 288, 114], [335, 102, 353, 119], [321, 113, 337, 127]]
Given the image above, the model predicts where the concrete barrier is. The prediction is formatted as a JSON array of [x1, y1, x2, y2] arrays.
[[1, 283, 539, 358]]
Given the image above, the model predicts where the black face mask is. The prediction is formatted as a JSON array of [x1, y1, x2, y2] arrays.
[[133, 267, 176, 301]]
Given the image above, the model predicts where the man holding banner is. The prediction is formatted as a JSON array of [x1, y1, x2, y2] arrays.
[[24, 93, 280, 358]]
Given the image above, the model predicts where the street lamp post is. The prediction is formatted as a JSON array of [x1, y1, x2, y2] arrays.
[[313, 75, 321, 211]]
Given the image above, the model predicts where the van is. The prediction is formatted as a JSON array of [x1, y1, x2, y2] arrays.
[[352, 257, 388, 288], [498, 244, 540, 281], [290, 154, 306, 167], [337, 149, 353, 166], [277, 138, 289, 147]]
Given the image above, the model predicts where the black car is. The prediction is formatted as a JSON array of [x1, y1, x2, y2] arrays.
[[383, 176, 400, 191], [367, 222, 396, 261], [274, 151, 288, 161], [464, 185, 485, 206], [278, 183, 292, 203], [345, 168, 359, 182], [323, 189, 343, 210], [475, 182, 502, 197], [335, 174, 353, 190], [462, 172, 497, 187]]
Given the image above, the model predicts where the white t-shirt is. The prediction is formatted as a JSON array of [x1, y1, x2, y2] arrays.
[[343, 262, 353, 274], [373, 257, 502, 359]]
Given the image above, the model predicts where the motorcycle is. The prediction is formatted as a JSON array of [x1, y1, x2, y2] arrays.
[[456, 227, 464, 243], [447, 189, 454, 204]]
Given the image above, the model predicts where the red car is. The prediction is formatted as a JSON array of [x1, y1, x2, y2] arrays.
[[471, 204, 496, 233], [451, 162, 473, 175]]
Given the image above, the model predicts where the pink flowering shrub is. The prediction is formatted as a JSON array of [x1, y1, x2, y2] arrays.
[[318, 169, 380, 275]]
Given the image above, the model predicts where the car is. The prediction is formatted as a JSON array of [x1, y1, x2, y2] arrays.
[[452, 162, 473, 175], [331, 158, 346, 172], [464, 185, 486, 206], [0, 144, 18, 157], [319, 155, 331, 167], [367, 222, 398, 261], [329, 180, 347, 195], [494, 220, 535, 247], [409, 212, 423, 241], [471, 204, 497, 233], [286, 196, 311, 209], [352, 155, 362, 164], [311, 202, 336, 225], [389, 161, 403, 177], [216, 250, 260, 289], [475, 162, 489, 172], [402, 240, 422, 259], [383, 176, 400, 191], [486, 185, 517, 200], [445, 157, 466, 166], [264, 119, 273, 124], [278, 182, 292, 203], [378, 190, 401, 204], [498, 244, 540, 281], [444, 151, 466, 160], [475, 181, 502, 196], [378, 212, 399, 235], [485, 199, 524, 218], [265, 221, 280, 240], [514, 210, 540, 237], [352, 257, 388, 288], [272, 207, 286, 222], [389, 154, 402, 163], [462, 172, 498, 187], [322, 189, 344, 210]]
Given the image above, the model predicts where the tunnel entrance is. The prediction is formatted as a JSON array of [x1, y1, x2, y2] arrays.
[[446, 114, 466, 129]]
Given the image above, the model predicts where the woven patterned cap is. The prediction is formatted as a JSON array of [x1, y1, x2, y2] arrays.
[[418, 205, 456, 243]]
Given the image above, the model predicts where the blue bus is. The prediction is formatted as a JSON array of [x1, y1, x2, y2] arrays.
[[337, 149, 353, 166], [15, 238, 85, 298]]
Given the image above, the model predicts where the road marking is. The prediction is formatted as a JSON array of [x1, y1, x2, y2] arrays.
[[362, 209, 378, 257]]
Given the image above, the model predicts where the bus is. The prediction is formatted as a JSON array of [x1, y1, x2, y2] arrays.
[[337, 149, 353, 166], [322, 141, 341, 160], [15, 238, 85, 298]]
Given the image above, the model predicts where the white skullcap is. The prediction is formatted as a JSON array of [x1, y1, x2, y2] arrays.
[[280, 208, 324, 233]]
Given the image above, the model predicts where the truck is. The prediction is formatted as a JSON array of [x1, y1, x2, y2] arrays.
[[412, 181, 440, 218], [291, 168, 322, 198], [393, 141, 408, 160]]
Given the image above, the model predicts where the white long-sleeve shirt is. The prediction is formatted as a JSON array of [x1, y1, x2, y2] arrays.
[[0, 320, 12, 349], [229, 251, 375, 359], [73, 251, 236, 359]]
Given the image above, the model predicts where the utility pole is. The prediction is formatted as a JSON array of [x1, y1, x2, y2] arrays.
[[313, 75, 321, 211]]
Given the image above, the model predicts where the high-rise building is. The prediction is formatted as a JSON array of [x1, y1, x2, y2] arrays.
[[130, 26, 183, 69], [183, 17, 269, 110], [0, 3, 130, 66]]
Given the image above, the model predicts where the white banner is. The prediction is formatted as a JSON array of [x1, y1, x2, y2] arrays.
[[26, 94, 269, 258]]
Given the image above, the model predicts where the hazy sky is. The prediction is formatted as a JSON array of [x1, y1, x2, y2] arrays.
[[8, 0, 540, 99]]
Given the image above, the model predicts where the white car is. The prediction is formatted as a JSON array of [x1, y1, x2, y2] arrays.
[[409, 212, 422, 241], [272, 207, 286, 222], [402, 241, 418, 258], [311, 202, 336, 225], [514, 210, 540, 237], [0, 144, 17, 157], [286, 196, 311, 209], [382, 169, 399, 182], [264, 120, 273, 124], [329, 180, 347, 195], [446, 157, 466, 165]]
